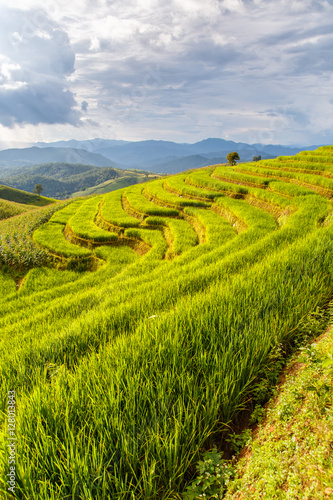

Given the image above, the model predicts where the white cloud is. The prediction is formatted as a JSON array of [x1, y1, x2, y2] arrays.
[[0, 7, 81, 127], [0, 0, 333, 144]]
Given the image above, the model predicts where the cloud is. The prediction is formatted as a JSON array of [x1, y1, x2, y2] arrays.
[[0, 7, 81, 127], [1, 0, 333, 144]]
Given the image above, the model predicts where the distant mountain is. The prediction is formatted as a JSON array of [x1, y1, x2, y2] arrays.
[[0, 147, 115, 173], [27, 138, 310, 172], [35, 138, 130, 151], [94, 140, 193, 168], [0, 138, 324, 176], [150, 155, 226, 174]]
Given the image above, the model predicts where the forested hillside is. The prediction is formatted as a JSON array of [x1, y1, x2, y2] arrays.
[[0, 163, 157, 198]]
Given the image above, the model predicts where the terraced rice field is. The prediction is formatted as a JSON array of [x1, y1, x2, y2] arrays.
[[1, 147, 333, 499]]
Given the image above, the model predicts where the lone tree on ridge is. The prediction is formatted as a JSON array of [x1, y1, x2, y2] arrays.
[[33, 184, 44, 196], [226, 151, 240, 166]]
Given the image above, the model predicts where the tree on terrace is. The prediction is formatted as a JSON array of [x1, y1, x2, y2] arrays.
[[226, 152, 240, 166]]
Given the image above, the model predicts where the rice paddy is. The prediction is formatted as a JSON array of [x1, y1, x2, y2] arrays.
[[1, 147, 333, 499]]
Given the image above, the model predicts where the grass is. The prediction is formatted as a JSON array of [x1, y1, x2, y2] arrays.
[[33, 222, 92, 258], [49, 199, 84, 224], [0, 146, 333, 499], [125, 184, 179, 217], [145, 216, 199, 256], [68, 196, 118, 242], [184, 207, 237, 246], [101, 189, 140, 228], [224, 318, 333, 500], [165, 174, 223, 200], [213, 166, 271, 186], [145, 179, 210, 207], [0, 185, 55, 206]]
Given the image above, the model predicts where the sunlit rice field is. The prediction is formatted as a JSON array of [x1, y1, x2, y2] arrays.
[[1, 147, 333, 499]]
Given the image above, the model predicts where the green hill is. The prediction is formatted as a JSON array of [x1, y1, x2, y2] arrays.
[[0, 184, 56, 206], [71, 172, 161, 197], [1, 147, 333, 499], [0, 162, 159, 198]]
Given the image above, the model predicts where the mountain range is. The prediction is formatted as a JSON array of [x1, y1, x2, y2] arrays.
[[0, 138, 322, 175], [0, 138, 323, 198]]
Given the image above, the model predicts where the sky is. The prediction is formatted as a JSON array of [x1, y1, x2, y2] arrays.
[[0, 0, 333, 147]]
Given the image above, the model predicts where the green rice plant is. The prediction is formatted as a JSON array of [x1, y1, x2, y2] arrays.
[[94, 245, 138, 267], [33, 222, 92, 257], [269, 181, 316, 197], [238, 164, 333, 191], [246, 186, 292, 208], [184, 207, 237, 246], [214, 197, 277, 232], [49, 199, 84, 224], [144, 216, 198, 255], [1, 147, 333, 500], [187, 171, 249, 195], [68, 196, 118, 242], [125, 227, 168, 260], [166, 218, 199, 255], [277, 161, 333, 173], [165, 174, 223, 199], [101, 189, 140, 227], [0, 270, 16, 297], [144, 216, 166, 226], [124, 185, 179, 217], [277, 153, 333, 164], [19, 267, 82, 296], [145, 179, 210, 207], [6, 222, 333, 499], [214, 166, 271, 186]]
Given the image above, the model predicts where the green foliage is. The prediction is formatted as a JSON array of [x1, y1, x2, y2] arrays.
[[33, 222, 92, 257], [183, 448, 234, 499], [226, 151, 240, 166], [101, 189, 140, 227], [68, 196, 118, 241], [125, 184, 179, 216], [214, 166, 270, 186], [249, 404, 266, 425], [49, 199, 84, 224], [0, 163, 120, 199], [165, 174, 223, 200], [33, 183, 44, 195], [224, 321, 333, 500], [184, 207, 237, 246], [188, 170, 249, 195], [145, 179, 210, 207], [226, 429, 252, 454]]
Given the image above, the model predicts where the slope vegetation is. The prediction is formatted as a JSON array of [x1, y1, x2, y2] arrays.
[[0, 184, 56, 206], [1, 147, 333, 499], [0, 163, 158, 199]]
